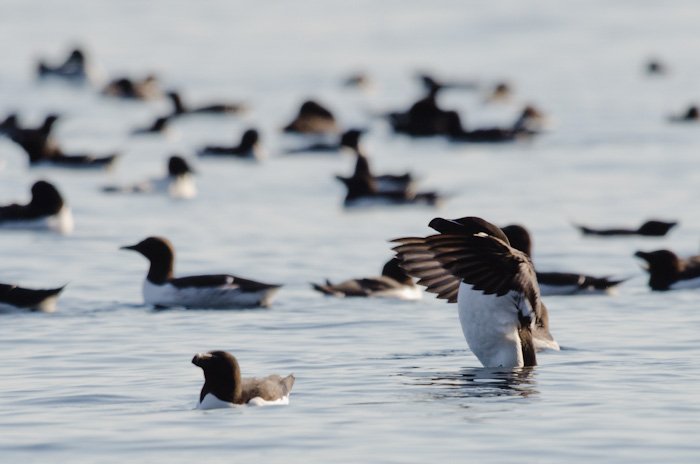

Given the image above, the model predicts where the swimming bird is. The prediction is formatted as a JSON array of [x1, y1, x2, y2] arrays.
[[342, 72, 371, 89], [311, 258, 421, 300], [283, 128, 365, 155], [283, 100, 338, 134], [0, 283, 65, 313], [634, 250, 700, 291], [167, 91, 246, 117], [418, 72, 479, 92], [197, 129, 262, 159], [387, 81, 458, 137], [574, 219, 677, 237], [102, 74, 161, 100], [4, 114, 118, 168], [501, 224, 626, 296], [392, 216, 560, 367], [447, 106, 544, 143], [668, 105, 699, 123], [0, 113, 19, 135], [102, 155, 196, 199], [192, 351, 295, 409], [336, 153, 439, 207], [334, 131, 415, 194], [646, 58, 668, 76], [121, 237, 281, 309], [485, 81, 513, 102], [37, 47, 92, 83], [0, 180, 74, 234], [131, 116, 170, 135]]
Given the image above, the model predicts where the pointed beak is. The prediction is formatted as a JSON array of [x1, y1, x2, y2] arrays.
[[192, 352, 211, 367], [120, 244, 138, 251], [634, 251, 650, 270]]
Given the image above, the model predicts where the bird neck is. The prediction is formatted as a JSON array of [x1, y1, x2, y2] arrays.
[[146, 255, 174, 284]]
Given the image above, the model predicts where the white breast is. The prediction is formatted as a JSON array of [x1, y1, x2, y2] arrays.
[[196, 393, 289, 410], [457, 282, 525, 368], [372, 285, 423, 301], [0, 207, 73, 235], [143, 280, 279, 309], [197, 393, 236, 410], [167, 175, 197, 199]]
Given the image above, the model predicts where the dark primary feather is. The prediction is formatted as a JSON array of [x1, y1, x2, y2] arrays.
[[392, 217, 541, 315], [0, 283, 65, 309]]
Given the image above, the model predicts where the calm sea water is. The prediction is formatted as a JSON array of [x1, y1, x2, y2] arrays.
[[1, 1, 700, 462]]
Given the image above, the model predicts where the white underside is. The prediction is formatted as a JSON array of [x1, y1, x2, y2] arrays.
[[0, 293, 60, 313], [0, 207, 74, 235], [669, 275, 700, 290], [457, 283, 530, 368], [143, 279, 279, 308], [109, 175, 197, 199], [370, 285, 423, 300], [196, 393, 289, 410], [166, 175, 197, 199]]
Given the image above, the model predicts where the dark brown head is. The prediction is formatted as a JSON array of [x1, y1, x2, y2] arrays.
[[239, 129, 259, 150], [29, 180, 64, 215], [634, 249, 680, 291], [192, 351, 242, 404], [501, 224, 533, 257], [167, 155, 194, 177], [167, 91, 185, 114], [68, 49, 85, 63], [41, 114, 60, 134], [339, 129, 364, 151], [637, 220, 678, 236], [120, 236, 175, 284], [298, 100, 334, 119]]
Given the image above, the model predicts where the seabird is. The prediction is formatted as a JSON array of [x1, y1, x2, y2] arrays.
[[131, 116, 170, 135], [417, 72, 479, 92], [102, 155, 196, 199], [668, 105, 699, 123], [167, 91, 246, 117], [37, 47, 92, 83], [311, 258, 421, 300], [102, 74, 161, 100], [4, 114, 118, 168], [121, 237, 281, 309], [283, 100, 338, 134], [635, 249, 700, 291], [336, 153, 440, 207], [501, 224, 626, 296], [0, 283, 65, 313], [0, 180, 74, 234], [334, 131, 415, 194], [387, 81, 458, 137], [392, 216, 559, 367], [283, 128, 365, 155], [574, 220, 677, 237], [197, 129, 262, 160], [447, 106, 545, 143], [192, 351, 295, 409]]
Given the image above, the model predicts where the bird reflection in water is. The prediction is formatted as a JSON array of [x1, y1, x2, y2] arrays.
[[401, 366, 538, 400]]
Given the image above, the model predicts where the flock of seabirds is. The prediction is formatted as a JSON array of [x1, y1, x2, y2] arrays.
[[1, 48, 699, 408]]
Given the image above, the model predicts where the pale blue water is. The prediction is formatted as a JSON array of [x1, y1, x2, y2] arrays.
[[1, 1, 700, 463]]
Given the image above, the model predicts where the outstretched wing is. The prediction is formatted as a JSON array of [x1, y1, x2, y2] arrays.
[[392, 232, 540, 313]]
